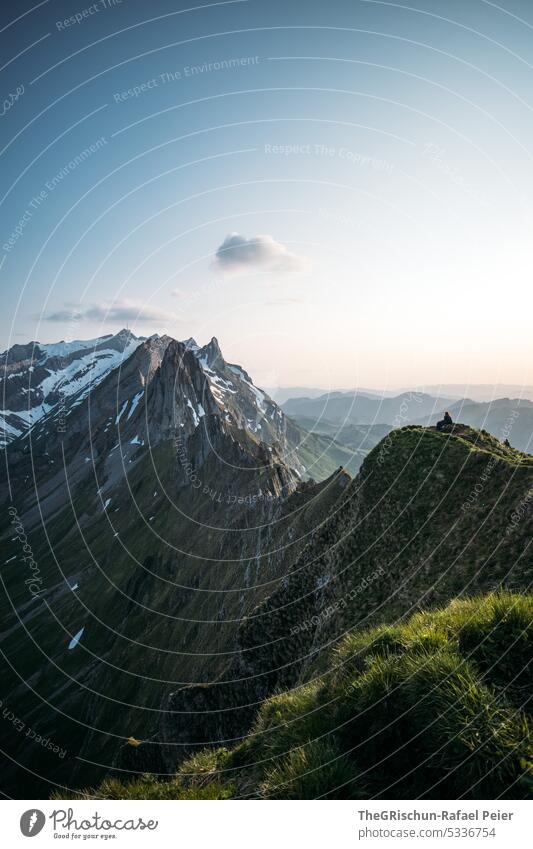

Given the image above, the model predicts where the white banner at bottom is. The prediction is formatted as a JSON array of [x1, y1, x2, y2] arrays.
[[3, 799, 532, 848]]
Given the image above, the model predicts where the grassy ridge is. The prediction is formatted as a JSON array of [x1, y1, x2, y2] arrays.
[[232, 425, 533, 698], [57, 591, 533, 800]]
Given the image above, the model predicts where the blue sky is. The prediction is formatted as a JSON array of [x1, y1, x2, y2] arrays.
[[1, 0, 532, 388]]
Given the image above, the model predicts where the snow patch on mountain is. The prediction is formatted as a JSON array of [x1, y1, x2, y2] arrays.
[[1, 334, 142, 446], [40, 336, 112, 360], [127, 390, 144, 420], [39, 342, 139, 401]]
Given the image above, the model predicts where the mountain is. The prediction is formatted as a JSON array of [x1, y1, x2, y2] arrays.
[[289, 415, 390, 455], [0, 331, 354, 796], [1, 330, 360, 485], [0, 329, 143, 447], [278, 384, 533, 404], [282, 390, 452, 427], [263, 386, 397, 404], [286, 392, 533, 454], [411, 383, 533, 403], [55, 424, 533, 800], [442, 397, 533, 454], [1, 329, 531, 799], [264, 386, 333, 404]]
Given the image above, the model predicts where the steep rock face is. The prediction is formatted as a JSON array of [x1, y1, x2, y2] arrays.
[[194, 336, 300, 459], [0, 333, 349, 797], [3, 331, 341, 521], [3, 330, 360, 514], [139, 340, 220, 444], [0, 334, 173, 517], [0, 445, 347, 795]]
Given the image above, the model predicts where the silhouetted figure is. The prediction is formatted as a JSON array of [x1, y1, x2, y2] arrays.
[[503, 438, 511, 448], [436, 411, 453, 431]]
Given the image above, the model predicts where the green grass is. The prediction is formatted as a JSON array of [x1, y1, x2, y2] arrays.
[[52, 773, 234, 801], [56, 591, 533, 800]]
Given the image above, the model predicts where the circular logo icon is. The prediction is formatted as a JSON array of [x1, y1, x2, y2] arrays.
[[20, 809, 46, 837]]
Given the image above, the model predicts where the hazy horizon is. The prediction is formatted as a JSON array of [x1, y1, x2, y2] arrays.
[[4, 322, 533, 402]]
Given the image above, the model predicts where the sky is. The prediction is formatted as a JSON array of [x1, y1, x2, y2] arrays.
[[1, 0, 533, 390]]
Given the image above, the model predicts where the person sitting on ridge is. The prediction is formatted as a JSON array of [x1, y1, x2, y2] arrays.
[[436, 411, 453, 431]]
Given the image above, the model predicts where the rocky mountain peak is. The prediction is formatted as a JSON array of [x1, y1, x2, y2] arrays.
[[1, 341, 44, 365], [1, 329, 336, 489], [113, 327, 135, 339], [181, 337, 199, 352], [200, 336, 223, 368]]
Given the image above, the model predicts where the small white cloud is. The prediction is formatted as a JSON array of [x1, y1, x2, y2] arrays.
[[44, 298, 177, 324], [213, 233, 310, 275]]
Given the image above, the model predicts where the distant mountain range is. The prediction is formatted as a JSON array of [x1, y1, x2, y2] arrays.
[[283, 390, 533, 454], [269, 383, 533, 403], [411, 383, 533, 402]]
